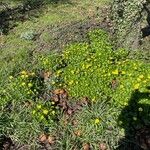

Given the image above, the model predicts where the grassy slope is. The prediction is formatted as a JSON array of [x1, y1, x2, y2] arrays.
[[0, 0, 110, 90], [1, 0, 149, 149], [1, 0, 109, 70], [0, 0, 115, 149]]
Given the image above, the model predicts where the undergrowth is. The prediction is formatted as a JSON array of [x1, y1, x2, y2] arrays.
[[0, 29, 149, 149], [47, 29, 150, 106]]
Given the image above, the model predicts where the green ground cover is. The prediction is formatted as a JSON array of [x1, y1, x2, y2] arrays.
[[0, 0, 150, 149]]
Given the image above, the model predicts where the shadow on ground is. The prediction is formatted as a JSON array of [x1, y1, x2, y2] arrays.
[[141, 3, 150, 38], [0, 0, 72, 34], [117, 87, 150, 150]]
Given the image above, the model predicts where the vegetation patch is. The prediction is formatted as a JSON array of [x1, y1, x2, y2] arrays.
[[0, 0, 150, 149], [50, 29, 150, 106]]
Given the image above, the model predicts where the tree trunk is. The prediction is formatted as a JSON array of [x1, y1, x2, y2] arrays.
[[112, 0, 149, 50]]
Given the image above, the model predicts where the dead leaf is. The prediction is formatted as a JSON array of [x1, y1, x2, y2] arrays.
[[72, 120, 78, 126], [99, 143, 107, 150], [40, 71, 52, 81], [39, 134, 47, 143], [44, 71, 51, 79], [59, 89, 66, 94], [52, 94, 59, 102], [74, 130, 81, 137], [53, 89, 66, 95], [24, 101, 33, 107], [58, 101, 68, 110], [83, 143, 91, 150], [59, 90, 68, 100], [53, 89, 62, 95], [67, 108, 74, 115], [80, 97, 90, 106], [47, 136, 55, 145], [111, 79, 119, 90]]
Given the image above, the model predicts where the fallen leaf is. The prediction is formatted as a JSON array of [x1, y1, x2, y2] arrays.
[[59, 90, 68, 100], [39, 134, 47, 143], [72, 120, 78, 126], [80, 97, 90, 107], [52, 95, 59, 102], [59, 89, 66, 94], [111, 79, 119, 90], [74, 130, 81, 137], [99, 143, 107, 150], [40, 71, 52, 81], [58, 101, 68, 110], [44, 71, 51, 80], [67, 108, 74, 115], [47, 136, 55, 145], [83, 143, 91, 150], [53, 89, 62, 95], [24, 101, 33, 107]]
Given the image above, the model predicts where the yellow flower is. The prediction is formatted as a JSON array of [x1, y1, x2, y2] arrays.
[[82, 64, 85, 69], [52, 81, 55, 85], [85, 64, 92, 69], [25, 74, 28, 78], [112, 69, 119, 75], [37, 105, 42, 109], [51, 102, 55, 105], [30, 72, 35, 76], [92, 97, 96, 102], [43, 109, 49, 115], [21, 75, 25, 78], [68, 80, 74, 85], [71, 70, 74, 74], [124, 102, 128, 106], [94, 118, 101, 124], [139, 75, 144, 79], [128, 73, 132, 77], [51, 110, 55, 115], [137, 78, 141, 82], [9, 76, 13, 80], [121, 71, 126, 75], [57, 70, 62, 75], [134, 83, 140, 90], [2, 90, 6, 93], [75, 81, 78, 84], [120, 85, 124, 88], [21, 82, 26, 86], [27, 90, 31, 95], [21, 70, 27, 75], [40, 115, 44, 120], [28, 83, 33, 87], [32, 110, 36, 115]]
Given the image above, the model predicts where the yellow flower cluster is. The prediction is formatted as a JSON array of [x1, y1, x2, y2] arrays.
[[94, 118, 101, 124]]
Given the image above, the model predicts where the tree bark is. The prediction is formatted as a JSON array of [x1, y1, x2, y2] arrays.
[[112, 0, 149, 50]]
